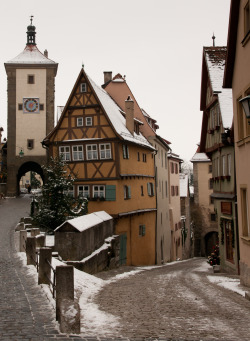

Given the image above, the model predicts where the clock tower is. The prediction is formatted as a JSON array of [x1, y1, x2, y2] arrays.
[[4, 18, 58, 196]]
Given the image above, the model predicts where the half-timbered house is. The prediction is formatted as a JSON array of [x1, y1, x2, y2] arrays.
[[103, 72, 173, 263], [43, 67, 157, 266], [199, 46, 239, 274]]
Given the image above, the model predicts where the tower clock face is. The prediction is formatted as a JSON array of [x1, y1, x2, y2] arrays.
[[23, 98, 39, 113]]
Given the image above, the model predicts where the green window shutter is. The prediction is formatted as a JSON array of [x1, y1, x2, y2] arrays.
[[147, 182, 150, 195], [105, 185, 116, 201], [127, 145, 129, 159], [128, 185, 131, 199], [142, 225, 146, 236], [123, 145, 126, 159], [152, 183, 155, 196]]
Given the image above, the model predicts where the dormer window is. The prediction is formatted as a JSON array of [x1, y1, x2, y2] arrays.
[[80, 83, 87, 93]]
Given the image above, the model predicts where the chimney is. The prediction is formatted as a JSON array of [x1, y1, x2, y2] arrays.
[[125, 96, 134, 136], [103, 71, 112, 84], [0, 127, 3, 144], [44, 49, 48, 58]]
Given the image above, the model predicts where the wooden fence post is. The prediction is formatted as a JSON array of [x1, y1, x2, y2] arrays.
[[38, 247, 52, 285], [19, 230, 27, 252], [26, 236, 36, 266], [56, 265, 74, 320]]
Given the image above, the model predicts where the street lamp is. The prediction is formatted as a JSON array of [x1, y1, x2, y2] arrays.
[[239, 95, 250, 119]]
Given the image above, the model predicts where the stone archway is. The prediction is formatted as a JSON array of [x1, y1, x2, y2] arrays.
[[205, 231, 219, 256], [17, 161, 44, 195]]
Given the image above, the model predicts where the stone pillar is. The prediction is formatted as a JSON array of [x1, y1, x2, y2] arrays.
[[38, 247, 52, 285], [26, 236, 36, 266], [56, 265, 74, 320], [20, 230, 27, 252]]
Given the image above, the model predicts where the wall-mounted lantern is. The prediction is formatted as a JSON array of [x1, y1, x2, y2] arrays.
[[239, 95, 250, 119], [19, 148, 24, 158]]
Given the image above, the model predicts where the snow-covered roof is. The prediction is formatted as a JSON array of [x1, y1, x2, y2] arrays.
[[86, 72, 154, 150], [180, 174, 189, 197], [204, 47, 233, 129], [190, 152, 211, 162], [55, 211, 112, 233], [6, 45, 57, 65]]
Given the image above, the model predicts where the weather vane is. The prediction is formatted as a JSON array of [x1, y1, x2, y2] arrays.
[[30, 15, 34, 25]]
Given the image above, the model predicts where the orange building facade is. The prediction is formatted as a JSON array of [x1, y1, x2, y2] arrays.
[[43, 68, 156, 266]]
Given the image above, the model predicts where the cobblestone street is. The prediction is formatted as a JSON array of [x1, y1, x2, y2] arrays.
[[94, 260, 250, 340], [1, 196, 250, 340]]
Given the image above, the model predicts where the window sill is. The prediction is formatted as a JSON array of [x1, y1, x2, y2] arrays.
[[241, 30, 250, 46], [236, 135, 250, 147], [241, 236, 250, 244]]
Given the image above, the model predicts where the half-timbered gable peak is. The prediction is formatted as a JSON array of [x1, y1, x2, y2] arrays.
[[201, 47, 233, 133], [45, 68, 154, 151]]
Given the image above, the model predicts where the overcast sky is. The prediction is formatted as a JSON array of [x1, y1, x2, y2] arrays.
[[0, 0, 231, 162]]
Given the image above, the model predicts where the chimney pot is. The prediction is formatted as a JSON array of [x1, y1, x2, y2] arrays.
[[44, 49, 48, 58], [125, 96, 134, 136], [103, 71, 112, 84]]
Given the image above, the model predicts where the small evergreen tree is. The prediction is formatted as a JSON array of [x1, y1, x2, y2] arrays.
[[32, 156, 88, 232]]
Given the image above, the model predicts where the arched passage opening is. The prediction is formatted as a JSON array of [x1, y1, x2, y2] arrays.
[[17, 161, 44, 195], [205, 231, 218, 256]]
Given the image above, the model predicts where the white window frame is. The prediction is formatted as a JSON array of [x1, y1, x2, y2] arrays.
[[64, 186, 74, 197], [86, 117, 92, 126], [99, 143, 112, 159], [93, 185, 105, 198], [77, 117, 83, 127], [72, 145, 84, 161], [86, 144, 98, 160], [227, 154, 231, 176], [124, 185, 131, 199], [80, 83, 87, 93], [59, 146, 71, 161], [147, 182, 155, 196], [78, 185, 89, 198], [222, 155, 226, 176]]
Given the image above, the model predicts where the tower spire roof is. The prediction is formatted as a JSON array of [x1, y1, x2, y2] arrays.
[[26, 15, 36, 45]]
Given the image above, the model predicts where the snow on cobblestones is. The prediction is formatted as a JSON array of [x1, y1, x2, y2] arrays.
[[207, 275, 246, 296]]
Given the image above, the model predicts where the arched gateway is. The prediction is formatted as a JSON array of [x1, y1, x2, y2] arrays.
[[4, 18, 58, 196]]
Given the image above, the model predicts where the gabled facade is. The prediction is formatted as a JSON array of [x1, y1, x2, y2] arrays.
[[43, 67, 157, 266], [191, 152, 217, 257], [168, 152, 182, 260], [103, 73, 172, 263], [180, 173, 192, 259], [223, 0, 250, 284], [199, 46, 239, 273]]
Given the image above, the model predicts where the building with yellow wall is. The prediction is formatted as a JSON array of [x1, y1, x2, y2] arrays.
[[43, 68, 156, 266]]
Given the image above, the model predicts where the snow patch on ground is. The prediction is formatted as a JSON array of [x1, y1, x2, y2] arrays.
[[193, 260, 211, 272], [17, 252, 120, 336], [207, 275, 246, 296]]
